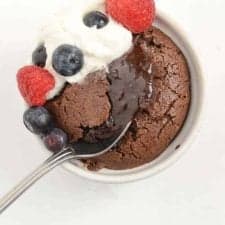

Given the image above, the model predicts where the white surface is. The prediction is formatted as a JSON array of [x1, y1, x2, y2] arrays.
[[0, 0, 224, 224]]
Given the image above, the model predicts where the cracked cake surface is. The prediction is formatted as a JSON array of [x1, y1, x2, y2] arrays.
[[45, 27, 191, 170], [45, 72, 111, 142], [83, 27, 191, 170]]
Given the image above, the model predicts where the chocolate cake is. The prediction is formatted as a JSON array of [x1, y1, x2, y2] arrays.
[[45, 27, 191, 170]]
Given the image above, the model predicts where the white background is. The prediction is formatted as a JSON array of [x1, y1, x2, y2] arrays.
[[0, 0, 224, 224]]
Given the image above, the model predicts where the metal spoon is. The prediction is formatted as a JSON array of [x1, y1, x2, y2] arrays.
[[0, 122, 131, 214]]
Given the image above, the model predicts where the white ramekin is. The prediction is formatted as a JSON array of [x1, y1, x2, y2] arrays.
[[50, 10, 205, 183]]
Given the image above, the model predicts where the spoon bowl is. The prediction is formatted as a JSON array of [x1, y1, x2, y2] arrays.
[[73, 122, 131, 158]]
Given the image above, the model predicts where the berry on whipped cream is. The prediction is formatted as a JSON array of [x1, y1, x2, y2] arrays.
[[17, 0, 156, 106]]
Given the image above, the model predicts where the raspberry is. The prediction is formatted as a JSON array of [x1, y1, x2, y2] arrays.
[[106, 0, 156, 33], [17, 66, 55, 106]]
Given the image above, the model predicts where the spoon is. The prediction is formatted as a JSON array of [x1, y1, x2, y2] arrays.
[[0, 122, 131, 214]]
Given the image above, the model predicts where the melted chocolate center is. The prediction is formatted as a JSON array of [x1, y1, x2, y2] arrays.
[[83, 43, 153, 143]]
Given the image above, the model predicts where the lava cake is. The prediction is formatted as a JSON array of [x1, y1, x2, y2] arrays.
[[45, 27, 191, 170]]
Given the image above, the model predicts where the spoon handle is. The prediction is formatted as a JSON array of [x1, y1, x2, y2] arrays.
[[0, 148, 75, 214]]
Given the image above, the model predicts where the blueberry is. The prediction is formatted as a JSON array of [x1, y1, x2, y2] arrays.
[[52, 44, 84, 76], [32, 44, 47, 68], [23, 107, 53, 135], [83, 11, 109, 29], [43, 128, 68, 152]]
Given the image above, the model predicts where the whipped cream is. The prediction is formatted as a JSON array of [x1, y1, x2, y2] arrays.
[[33, 0, 132, 99]]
